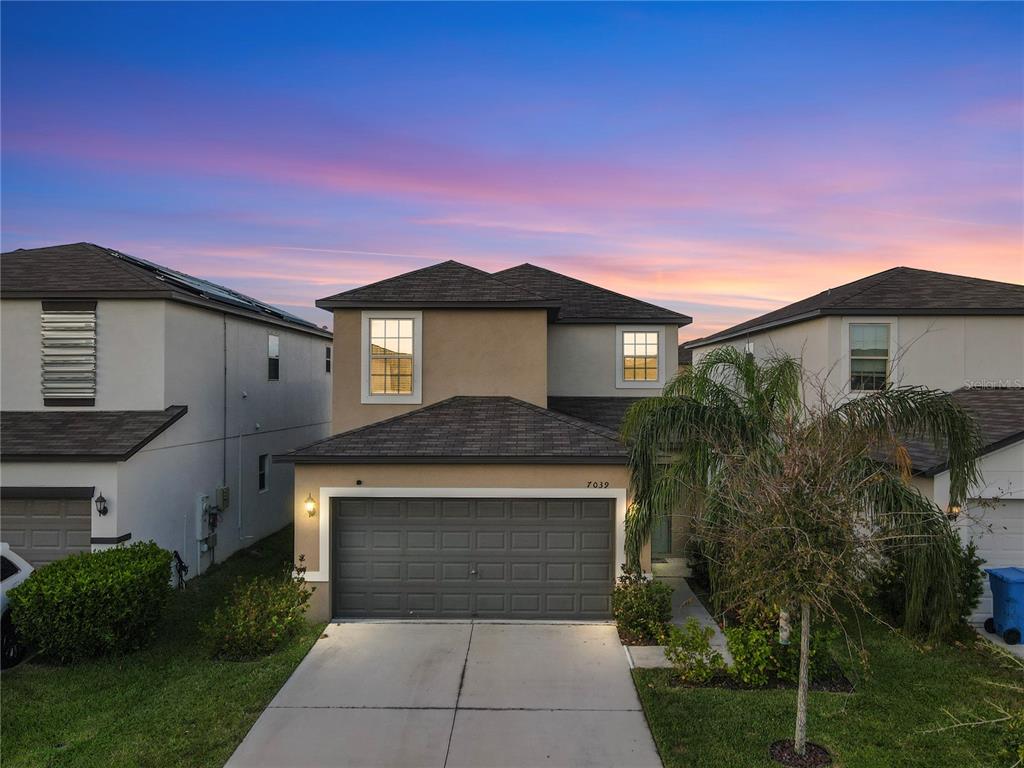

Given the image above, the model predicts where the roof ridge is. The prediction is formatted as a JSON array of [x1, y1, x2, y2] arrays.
[[496, 263, 689, 320], [820, 267, 904, 309]]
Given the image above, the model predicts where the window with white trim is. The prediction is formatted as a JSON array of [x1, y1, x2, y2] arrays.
[[325, 345, 332, 373], [622, 330, 659, 381], [361, 311, 422, 404], [369, 318, 414, 395], [616, 326, 664, 389], [849, 323, 890, 391]]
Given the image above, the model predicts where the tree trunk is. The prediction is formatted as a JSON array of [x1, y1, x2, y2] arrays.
[[794, 601, 811, 756]]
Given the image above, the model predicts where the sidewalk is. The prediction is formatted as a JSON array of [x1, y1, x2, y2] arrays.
[[625, 576, 732, 668]]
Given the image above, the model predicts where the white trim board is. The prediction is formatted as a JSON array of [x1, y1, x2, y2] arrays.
[[306, 486, 628, 582], [360, 310, 423, 404]]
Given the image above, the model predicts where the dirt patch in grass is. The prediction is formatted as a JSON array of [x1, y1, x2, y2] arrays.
[[769, 740, 832, 767]]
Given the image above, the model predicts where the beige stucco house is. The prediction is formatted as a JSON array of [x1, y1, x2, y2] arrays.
[[684, 266, 1024, 623], [281, 261, 691, 620], [0, 243, 332, 579]]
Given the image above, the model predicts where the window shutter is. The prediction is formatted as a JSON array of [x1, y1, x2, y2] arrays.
[[41, 302, 97, 405]]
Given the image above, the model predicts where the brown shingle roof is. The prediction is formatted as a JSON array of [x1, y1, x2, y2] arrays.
[[1, 406, 188, 462], [317, 260, 556, 309], [493, 263, 691, 324], [902, 387, 1024, 477], [688, 267, 1024, 348], [281, 396, 627, 463], [1, 243, 330, 337], [547, 397, 644, 432]]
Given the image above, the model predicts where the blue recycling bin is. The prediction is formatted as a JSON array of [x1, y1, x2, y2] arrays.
[[984, 567, 1024, 645]]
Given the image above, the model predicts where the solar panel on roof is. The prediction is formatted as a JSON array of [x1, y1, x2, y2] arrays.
[[109, 249, 318, 329]]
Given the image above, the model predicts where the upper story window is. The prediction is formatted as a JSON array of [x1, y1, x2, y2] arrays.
[[849, 323, 890, 391], [41, 300, 97, 407], [268, 334, 280, 381], [361, 311, 423, 404], [325, 345, 332, 373], [616, 326, 665, 389]]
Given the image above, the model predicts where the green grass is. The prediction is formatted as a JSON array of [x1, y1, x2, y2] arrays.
[[634, 621, 1023, 768], [1, 525, 325, 768]]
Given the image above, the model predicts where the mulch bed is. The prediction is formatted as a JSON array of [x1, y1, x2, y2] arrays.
[[769, 739, 832, 767], [665, 665, 854, 693]]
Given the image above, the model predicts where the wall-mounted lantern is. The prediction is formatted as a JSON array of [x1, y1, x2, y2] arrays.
[[95, 493, 109, 516], [304, 494, 318, 517]]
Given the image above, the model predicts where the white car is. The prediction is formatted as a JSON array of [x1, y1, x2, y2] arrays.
[[1, 543, 33, 668]]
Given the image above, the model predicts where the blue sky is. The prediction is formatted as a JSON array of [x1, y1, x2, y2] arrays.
[[3, 2, 1021, 336]]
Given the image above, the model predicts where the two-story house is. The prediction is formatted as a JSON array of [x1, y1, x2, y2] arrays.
[[281, 261, 690, 621], [684, 266, 1024, 622], [0, 243, 332, 578]]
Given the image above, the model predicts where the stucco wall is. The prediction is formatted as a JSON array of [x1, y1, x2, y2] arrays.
[[1, 298, 166, 411], [693, 315, 1024, 397], [331, 309, 549, 432], [1, 298, 332, 576], [547, 323, 677, 397], [291, 462, 638, 620], [0, 462, 119, 544]]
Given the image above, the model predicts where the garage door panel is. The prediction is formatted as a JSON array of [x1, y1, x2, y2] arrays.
[[476, 562, 506, 581], [475, 531, 506, 550], [331, 497, 614, 619], [959, 499, 1024, 623], [1, 497, 92, 566]]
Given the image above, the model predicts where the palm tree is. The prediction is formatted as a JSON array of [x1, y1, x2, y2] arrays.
[[622, 346, 981, 758]]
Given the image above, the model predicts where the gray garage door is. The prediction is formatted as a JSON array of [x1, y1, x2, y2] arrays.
[[1, 497, 92, 566], [332, 497, 614, 619]]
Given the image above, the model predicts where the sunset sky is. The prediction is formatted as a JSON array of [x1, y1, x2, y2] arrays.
[[2, 2, 1021, 340]]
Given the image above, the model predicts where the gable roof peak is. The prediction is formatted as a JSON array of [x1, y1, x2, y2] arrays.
[[688, 265, 1024, 348], [316, 259, 554, 309]]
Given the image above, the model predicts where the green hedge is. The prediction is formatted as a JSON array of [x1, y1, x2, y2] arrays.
[[8, 541, 173, 663]]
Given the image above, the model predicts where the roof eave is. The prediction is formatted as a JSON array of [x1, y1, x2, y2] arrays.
[[2, 289, 332, 338], [315, 299, 561, 310], [917, 429, 1024, 478], [553, 315, 692, 326], [277, 454, 628, 465], [688, 306, 1024, 349], [0, 404, 189, 464]]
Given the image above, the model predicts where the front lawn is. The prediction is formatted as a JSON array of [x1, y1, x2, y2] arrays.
[[634, 621, 1022, 768], [1, 525, 325, 768]]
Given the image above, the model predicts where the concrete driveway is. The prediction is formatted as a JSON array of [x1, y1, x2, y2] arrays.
[[226, 621, 662, 768]]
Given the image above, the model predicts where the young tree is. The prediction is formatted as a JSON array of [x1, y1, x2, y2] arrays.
[[622, 347, 981, 758]]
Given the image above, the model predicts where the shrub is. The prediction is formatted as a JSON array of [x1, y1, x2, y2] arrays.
[[202, 566, 313, 660], [8, 542, 172, 663], [611, 567, 673, 644], [664, 618, 724, 683], [774, 621, 839, 684], [1001, 708, 1024, 768], [724, 624, 773, 687], [876, 538, 985, 638]]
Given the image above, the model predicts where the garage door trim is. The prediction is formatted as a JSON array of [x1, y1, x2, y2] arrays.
[[306, 486, 627, 583]]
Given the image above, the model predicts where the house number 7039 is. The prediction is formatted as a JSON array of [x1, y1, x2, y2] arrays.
[[586, 481, 610, 488]]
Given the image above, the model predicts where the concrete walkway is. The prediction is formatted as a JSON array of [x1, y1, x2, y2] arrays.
[[226, 621, 663, 768], [626, 577, 732, 668]]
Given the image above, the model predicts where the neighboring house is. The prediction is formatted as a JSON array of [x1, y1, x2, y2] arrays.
[[280, 260, 691, 620], [903, 387, 1024, 623], [685, 266, 1024, 624], [677, 344, 692, 375], [0, 243, 332, 578]]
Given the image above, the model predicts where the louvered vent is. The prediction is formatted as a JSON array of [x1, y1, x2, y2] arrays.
[[41, 304, 97, 405]]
